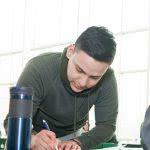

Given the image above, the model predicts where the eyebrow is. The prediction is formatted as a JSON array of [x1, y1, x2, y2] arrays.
[[75, 64, 102, 78]]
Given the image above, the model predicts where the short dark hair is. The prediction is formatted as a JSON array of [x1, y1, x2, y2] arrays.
[[75, 26, 116, 64]]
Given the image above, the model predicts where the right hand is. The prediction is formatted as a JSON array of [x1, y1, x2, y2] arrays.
[[31, 129, 59, 150]]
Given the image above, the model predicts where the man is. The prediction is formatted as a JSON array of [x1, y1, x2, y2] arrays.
[[141, 106, 150, 150], [4, 26, 118, 150]]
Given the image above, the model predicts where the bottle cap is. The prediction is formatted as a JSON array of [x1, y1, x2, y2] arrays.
[[10, 86, 34, 100]]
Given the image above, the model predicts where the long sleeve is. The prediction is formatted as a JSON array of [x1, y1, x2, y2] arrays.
[[4, 59, 44, 132], [17, 60, 44, 118], [76, 71, 118, 150], [141, 106, 150, 150]]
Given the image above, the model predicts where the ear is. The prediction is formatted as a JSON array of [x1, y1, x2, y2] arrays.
[[66, 44, 75, 59]]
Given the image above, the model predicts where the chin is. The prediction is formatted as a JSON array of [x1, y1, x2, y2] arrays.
[[70, 84, 83, 93]]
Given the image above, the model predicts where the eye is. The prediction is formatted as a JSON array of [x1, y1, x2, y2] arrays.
[[76, 67, 83, 73], [90, 76, 101, 80]]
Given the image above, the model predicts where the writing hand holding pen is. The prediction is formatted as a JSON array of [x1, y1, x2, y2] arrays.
[[42, 120, 59, 150], [42, 120, 81, 150], [30, 120, 59, 150]]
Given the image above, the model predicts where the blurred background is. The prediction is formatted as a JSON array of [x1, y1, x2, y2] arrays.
[[0, 0, 149, 144]]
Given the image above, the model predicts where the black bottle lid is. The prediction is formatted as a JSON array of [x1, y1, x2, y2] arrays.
[[10, 86, 34, 100]]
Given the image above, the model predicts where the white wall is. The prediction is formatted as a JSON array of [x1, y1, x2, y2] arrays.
[[0, 0, 150, 142]]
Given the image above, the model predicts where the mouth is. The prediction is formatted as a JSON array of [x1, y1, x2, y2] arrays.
[[71, 82, 83, 92], [73, 82, 80, 88], [73, 82, 81, 89]]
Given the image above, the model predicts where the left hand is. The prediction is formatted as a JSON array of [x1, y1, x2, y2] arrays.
[[58, 140, 81, 150]]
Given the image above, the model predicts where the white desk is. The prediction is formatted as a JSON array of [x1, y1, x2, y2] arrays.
[[94, 148, 142, 150]]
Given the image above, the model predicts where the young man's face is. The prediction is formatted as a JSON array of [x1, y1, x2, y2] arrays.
[[66, 45, 109, 93]]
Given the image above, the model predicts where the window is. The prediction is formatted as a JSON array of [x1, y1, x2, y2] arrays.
[[0, 0, 149, 142]]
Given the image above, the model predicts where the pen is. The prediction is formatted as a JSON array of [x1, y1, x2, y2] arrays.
[[42, 120, 58, 150], [43, 119, 50, 130]]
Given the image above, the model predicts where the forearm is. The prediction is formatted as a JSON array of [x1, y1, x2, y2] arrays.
[[76, 123, 116, 150]]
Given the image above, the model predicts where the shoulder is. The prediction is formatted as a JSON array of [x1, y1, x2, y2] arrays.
[[100, 67, 116, 86], [141, 106, 150, 149], [29, 52, 62, 65], [95, 67, 118, 103], [20, 52, 63, 84], [26, 52, 62, 71], [104, 67, 115, 77], [92, 67, 116, 95]]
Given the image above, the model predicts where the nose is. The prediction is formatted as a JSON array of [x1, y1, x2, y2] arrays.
[[79, 76, 88, 88]]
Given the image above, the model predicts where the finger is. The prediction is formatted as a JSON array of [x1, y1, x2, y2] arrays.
[[41, 130, 56, 140], [70, 144, 77, 150], [39, 143, 48, 150], [40, 139, 57, 150], [33, 133, 54, 150], [38, 136, 52, 149], [31, 134, 49, 150], [37, 130, 57, 147], [36, 133, 52, 146], [64, 143, 73, 150], [76, 146, 81, 150], [58, 142, 67, 150], [33, 142, 48, 150]]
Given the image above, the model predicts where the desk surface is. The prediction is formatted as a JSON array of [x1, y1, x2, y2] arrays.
[[94, 148, 142, 150]]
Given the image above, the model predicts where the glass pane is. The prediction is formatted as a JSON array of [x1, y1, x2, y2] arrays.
[[121, 31, 148, 71], [26, 44, 67, 65], [89, 0, 122, 33], [0, 54, 23, 84], [122, 0, 149, 31], [10, 54, 23, 83], [0, 85, 10, 100], [0, 0, 25, 53], [0, 0, 13, 53], [59, 0, 79, 42], [0, 56, 11, 83], [78, 0, 90, 35], [31, 0, 61, 48], [112, 35, 122, 72], [11, 0, 26, 51], [118, 72, 147, 141]]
